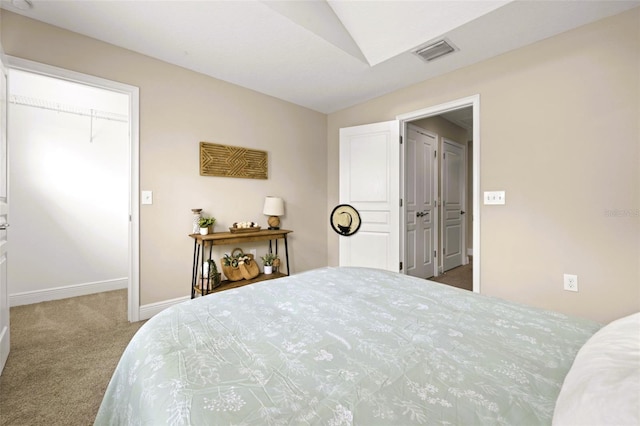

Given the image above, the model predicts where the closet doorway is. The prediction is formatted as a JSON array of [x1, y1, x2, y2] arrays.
[[405, 107, 473, 287], [6, 58, 140, 321]]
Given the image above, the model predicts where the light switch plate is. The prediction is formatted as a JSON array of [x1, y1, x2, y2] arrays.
[[484, 191, 506, 205], [141, 190, 153, 205]]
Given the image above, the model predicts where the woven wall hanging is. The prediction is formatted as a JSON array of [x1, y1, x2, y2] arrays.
[[200, 142, 268, 179]]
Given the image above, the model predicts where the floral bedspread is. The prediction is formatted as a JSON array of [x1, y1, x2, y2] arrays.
[[95, 267, 600, 425]]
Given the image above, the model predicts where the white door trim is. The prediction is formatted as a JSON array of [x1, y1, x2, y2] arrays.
[[6, 56, 141, 321], [397, 94, 480, 293]]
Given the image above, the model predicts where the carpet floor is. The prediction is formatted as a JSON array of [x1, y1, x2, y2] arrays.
[[0, 290, 145, 426]]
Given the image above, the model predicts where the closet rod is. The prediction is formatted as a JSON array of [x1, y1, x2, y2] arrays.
[[9, 94, 128, 123]]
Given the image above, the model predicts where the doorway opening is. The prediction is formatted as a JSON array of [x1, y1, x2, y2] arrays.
[[6, 57, 140, 321], [399, 95, 479, 293]]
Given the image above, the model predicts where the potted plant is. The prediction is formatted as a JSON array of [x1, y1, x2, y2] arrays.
[[198, 217, 216, 235], [261, 252, 278, 274]]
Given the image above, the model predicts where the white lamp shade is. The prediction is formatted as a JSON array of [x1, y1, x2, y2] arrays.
[[263, 196, 285, 216]]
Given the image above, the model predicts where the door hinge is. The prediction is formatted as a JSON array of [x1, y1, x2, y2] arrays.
[[434, 150, 437, 158], [399, 261, 403, 271], [434, 250, 437, 258], [399, 135, 403, 144], [400, 198, 403, 207]]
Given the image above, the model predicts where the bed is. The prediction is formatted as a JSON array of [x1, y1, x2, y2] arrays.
[[95, 267, 639, 425]]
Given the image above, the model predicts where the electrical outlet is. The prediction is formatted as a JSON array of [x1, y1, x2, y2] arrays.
[[563, 274, 578, 292], [249, 249, 257, 257]]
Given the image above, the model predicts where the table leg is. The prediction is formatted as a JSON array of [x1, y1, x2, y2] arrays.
[[191, 240, 200, 299], [284, 235, 289, 276], [206, 243, 213, 294]]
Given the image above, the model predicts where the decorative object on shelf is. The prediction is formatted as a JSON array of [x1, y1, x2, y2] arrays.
[[239, 257, 260, 280], [201, 259, 221, 290], [263, 196, 285, 230], [200, 141, 268, 179], [198, 216, 216, 235], [261, 252, 279, 275], [189, 229, 292, 298], [222, 248, 258, 281], [330, 204, 361, 236], [272, 257, 281, 273], [191, 209, 202, 234], [229, 221, 261, 233]]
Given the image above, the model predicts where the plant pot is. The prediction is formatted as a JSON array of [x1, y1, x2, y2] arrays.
[[199, 227, 209, 235], [264, 265, 273, 275]]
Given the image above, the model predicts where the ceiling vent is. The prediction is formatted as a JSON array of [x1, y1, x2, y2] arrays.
[[413, 39, 457, 62]]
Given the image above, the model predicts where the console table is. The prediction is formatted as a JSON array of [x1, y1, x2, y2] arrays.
[[189, 229, 292, 298]]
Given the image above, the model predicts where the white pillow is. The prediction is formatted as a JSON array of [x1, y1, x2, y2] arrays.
[[553, 312, 640, 426]]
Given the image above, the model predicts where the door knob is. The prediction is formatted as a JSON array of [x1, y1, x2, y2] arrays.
[[0, 223, 9, 230], [460, 210, 466, 215], [416, 211, 429, 218]]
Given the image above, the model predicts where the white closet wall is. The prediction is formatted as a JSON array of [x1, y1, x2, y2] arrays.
[[8, 70, 129, 301]]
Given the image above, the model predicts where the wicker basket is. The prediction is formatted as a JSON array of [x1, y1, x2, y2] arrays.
[[221, 248, 259, 281], [239, 257, 259, 280]]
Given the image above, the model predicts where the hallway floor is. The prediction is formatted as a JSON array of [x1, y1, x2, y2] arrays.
[[429, 261, 473, 291]]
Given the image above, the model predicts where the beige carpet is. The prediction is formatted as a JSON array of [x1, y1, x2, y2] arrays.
[[0, 290, 145, 426], [429, 261, 473, 291]]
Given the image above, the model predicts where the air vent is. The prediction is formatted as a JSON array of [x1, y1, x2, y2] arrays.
[[413, 39, 457, 62]]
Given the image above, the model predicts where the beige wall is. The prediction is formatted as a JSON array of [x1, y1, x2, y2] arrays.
[[1, 11, 328, 306], [328, 9, 640, 323], [3, 9, 638, 324]]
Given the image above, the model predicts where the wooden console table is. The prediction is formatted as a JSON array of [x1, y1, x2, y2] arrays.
[[189, 229, 292, 298]]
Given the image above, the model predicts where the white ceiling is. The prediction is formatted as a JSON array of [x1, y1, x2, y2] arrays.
[[2, 0, 638, 114]]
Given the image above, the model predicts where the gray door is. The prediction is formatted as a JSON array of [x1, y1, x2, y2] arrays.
[[406, 125, 437, 278], [442, 138, 465, 272]]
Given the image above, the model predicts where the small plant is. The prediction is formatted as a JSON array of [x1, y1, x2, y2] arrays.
[[198, 217, 216, 228], [223, 251, 251, 267], [261, 252, 278, 266]]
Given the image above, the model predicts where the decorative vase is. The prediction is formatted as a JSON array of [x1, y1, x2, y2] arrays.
[[199, 227, 209, 235], [264, 265, 273, 275], [191, 209, 202, 234]]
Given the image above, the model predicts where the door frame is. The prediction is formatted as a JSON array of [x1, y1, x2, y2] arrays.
[[398, 94, 480, 293], [6, 56, 141, 321]]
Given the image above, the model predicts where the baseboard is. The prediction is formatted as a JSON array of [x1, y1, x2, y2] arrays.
[[9, 278, 128, 307], [139, 296, 190, 321]]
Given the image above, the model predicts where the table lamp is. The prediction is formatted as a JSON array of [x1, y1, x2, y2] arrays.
[[263, 196, 284, 230]]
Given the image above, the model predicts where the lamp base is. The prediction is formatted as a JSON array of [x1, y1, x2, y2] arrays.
[[267, 215, 280, 230]]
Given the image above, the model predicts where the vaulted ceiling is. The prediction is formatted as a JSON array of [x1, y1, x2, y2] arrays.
[[2, 0, 638, 113]]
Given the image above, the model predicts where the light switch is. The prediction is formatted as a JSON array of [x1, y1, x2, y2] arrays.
[[484, 191, 505, 205], [141, 190, 153, 205]]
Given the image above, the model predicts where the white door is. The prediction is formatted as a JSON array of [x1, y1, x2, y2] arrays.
[[442, 138, 466, 272], [406, 125, 437, 278], [0, 56, 9, 374], [339, 120, 400, 271]]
